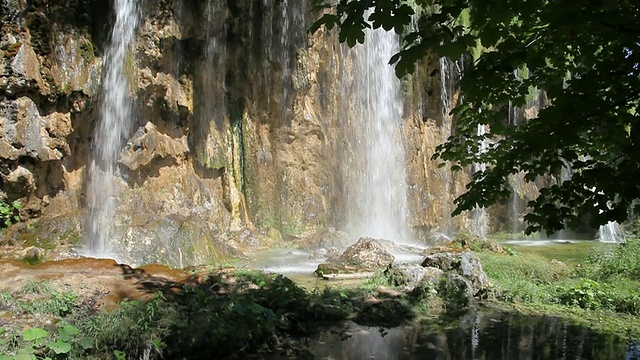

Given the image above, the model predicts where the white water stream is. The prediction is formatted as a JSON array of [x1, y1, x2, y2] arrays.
[[344, 26, 410, 243], [85, 0, 138, 257], [471, 124, 489, 237], [599, 221, 625, 243]]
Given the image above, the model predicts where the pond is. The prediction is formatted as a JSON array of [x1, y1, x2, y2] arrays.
[[285, 310, 636, 360]]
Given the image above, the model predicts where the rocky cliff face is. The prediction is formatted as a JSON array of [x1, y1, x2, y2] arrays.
[[0, 0, 530, 266]]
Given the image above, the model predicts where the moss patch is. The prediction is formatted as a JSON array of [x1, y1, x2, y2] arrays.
[[78, 39, 94, 62]]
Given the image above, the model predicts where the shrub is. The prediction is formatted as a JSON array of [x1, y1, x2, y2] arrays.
[[557, 279, 614, 310], [0, 324, 94, 359], [598, 237, 640, 280]]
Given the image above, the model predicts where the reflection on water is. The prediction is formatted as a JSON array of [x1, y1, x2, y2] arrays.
[[303, 311, 634, 360], [248, 248, 324, 274]]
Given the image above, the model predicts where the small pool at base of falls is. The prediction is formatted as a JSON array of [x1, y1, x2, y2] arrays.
[[260, 310, 637, 360]]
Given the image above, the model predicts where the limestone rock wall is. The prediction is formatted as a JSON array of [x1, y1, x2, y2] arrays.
[[1, 0, 103, 220], [0, 0, 532, 266]]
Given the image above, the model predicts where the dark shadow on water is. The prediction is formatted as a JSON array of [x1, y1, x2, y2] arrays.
[[88, 265, 638, 360], [302, 310, 636, 360]]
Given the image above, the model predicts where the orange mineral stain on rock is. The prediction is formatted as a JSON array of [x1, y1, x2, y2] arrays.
[[0, 257, 195, 307]]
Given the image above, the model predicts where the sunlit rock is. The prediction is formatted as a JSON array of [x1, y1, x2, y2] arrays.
[[120, 122, 188, 171], [422, 251, 490, 297], [385, 263, 443, 292], [315, 237, 395, 276]]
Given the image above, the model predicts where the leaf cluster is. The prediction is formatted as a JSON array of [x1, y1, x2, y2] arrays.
[[0, 200, 21, 228], [0, 324, 93, 360]]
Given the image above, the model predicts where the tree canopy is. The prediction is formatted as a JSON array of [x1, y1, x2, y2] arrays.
[[311, 0, 640, 234]]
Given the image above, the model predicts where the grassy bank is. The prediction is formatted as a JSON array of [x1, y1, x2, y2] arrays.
[[0, 270, 426, 359], [479, 236, 640, 337], [1, 237, 639, 359]]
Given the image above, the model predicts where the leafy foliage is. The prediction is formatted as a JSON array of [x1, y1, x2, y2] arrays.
[[13, 281, 80, 317], [557, 279, 614, 310], [583, 236, 640, 281], [0, 324, 92, 359], [0, 200, 21, 228], [311, 0, 640, 234], [0, 270, 425, 359], [479, 237, 640, 316]]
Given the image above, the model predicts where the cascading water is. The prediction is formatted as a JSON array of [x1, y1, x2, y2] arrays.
[[85, 0, 138, 257], [439, 58, 455, 124], [507, 85, 524, 234], [471, 124, 489, 237], [343, 26, 410, 243], [439, 58, 454, 235], [439, 57, 464, 235], [507, 71, 543, 235], [599, 222, 625, 243]]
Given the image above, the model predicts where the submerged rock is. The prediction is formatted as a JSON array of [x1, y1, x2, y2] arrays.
[[307, 247, 340, 261]]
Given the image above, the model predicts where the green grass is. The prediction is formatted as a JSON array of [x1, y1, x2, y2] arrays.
[[478, 252, 571, 303], [477, 237, 640, 335], [2, 239, 639, 358], [504, 241, 607, 265], [9, 281, 81, 317]]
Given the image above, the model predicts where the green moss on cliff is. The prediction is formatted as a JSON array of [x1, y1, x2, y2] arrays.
[[78, 39, 94, 62]]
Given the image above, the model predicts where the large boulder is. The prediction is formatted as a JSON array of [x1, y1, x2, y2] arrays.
[[315, 237, 395, 276], [337, 237, 395, 270], [421, 251, 490, 297], [439, 273, 475, 308], [459, 251, 490, 296], [385, 263, 443, 292], [421, 252, 461, 271]]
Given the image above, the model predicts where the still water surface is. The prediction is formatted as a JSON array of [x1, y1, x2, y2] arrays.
[[294, 311, 635, 360]]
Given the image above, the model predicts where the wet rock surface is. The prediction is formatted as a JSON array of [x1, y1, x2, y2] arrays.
[[119, 122, 188, 171], [302, 227, 350, 249]]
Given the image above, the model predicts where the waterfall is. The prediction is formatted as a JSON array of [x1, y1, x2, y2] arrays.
[[470, 124, 489, 237], [508, 71, 543, 235], [343, 26, 410, 243], [439, 58, 454, 235], [85, 0, 138, 257], [599, 221, 625, 243], [439, 58, 455, 124], [439, 57, 464, 234]]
